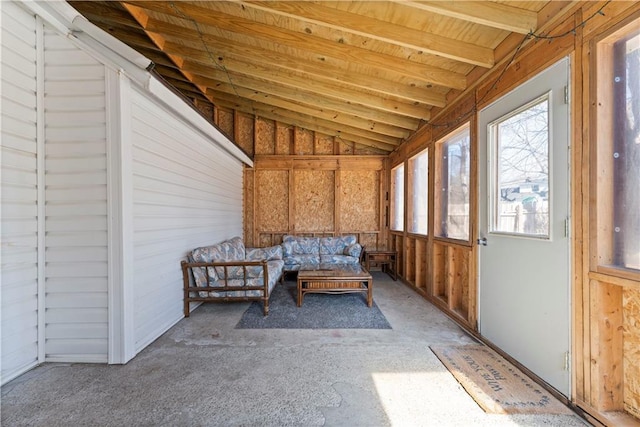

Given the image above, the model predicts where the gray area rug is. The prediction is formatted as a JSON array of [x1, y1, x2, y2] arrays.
[[236, 281, 392, 329]]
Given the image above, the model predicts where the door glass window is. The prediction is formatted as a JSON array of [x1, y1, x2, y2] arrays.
[[489, 96, 550, 238]]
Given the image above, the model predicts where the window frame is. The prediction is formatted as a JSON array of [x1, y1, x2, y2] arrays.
[[407, 149, 429, 235], [434, 123, 471, 242], [390, 163, 405, 232]]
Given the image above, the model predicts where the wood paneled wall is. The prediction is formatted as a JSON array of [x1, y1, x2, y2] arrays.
[[194, 108, 389, 249]]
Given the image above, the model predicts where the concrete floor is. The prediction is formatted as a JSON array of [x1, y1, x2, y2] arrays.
[[1, 272, 588, 426]]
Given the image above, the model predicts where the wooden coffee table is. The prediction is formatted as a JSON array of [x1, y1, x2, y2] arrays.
[[297, 264, 373, 307]]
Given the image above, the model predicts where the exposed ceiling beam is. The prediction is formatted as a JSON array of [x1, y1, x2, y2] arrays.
[[182, 59, 430, 121], [394, 1, 538, 34], [123, 1, 467, 91], [191, 75, 415, 138], [233, 1, 494, 68]]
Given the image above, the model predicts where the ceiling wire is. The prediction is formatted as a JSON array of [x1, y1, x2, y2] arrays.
[[429, 1, 611, 130], [168, 2, 258, 117]]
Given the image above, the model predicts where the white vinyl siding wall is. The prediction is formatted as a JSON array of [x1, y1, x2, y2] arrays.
[[1, 2, 40, 384], [43, 29, 109, 362], [130, 88, 244, 351]]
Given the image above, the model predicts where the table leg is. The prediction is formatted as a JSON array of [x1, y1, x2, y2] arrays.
[[297, 278, 303, 307], [367, 278, 373, 307]]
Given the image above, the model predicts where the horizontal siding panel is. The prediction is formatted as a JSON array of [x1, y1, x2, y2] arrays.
[[45, 172, 107, 187], [1, 217, 38, 237], [2, 184, 37, 203], [45, 201, 108, 216], [46, 231, 107, 247], [45, 339, 108, 356], [46, 277, 109, 293], [131, 88, 243, 349], [2, 1, 39, 385], [1, 247, 37, 265], [46, 323, 108, 340], [1, 132, 38, 154], [2, 115, 37, 143], [2, 97, 36, 123], [45, 126, 106, 142], [45, 186, 107, 203], [2, 44, 37, 75], [45, 262, 108, 279], [2, 297, 37, 321], [43, 30, 109, 364], [1, 78, 36, 107], [45, 64, 105, 80], [44, 246, 107, 263], [44, 49, 104, 66], [46, 308, 108, 324], [46, 156, 106, 172], [2, 12, 36, 44], [46, 111, 106, 126], [46, 293, 108, 309], [46, 141, 107, 157], [1, 61, 37, 92], [45, 80, 104, 97], [45, 95, 106, 112], [1, 280, 37, 305], [1, 147, 36, 170], [45, 216, 107, 232]]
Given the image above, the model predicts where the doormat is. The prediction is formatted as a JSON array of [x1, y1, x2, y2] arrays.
[[430, 344, 572, 415], [236, 281, 391, 329]]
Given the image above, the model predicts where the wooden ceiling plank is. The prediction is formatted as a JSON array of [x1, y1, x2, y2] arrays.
[[184, 59, 430, 121], [395, 1, 538, 34], [152, 29, 447, 107], [124, 0, 467, 90], [196, 76, 414, 138], [236, 1, 494, 68]]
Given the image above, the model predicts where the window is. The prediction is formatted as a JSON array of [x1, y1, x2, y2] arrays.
[[597, 24, 640, 271], [408, 150, 428, 234], [390, 164, 404, 231], [435, 125, 470, 241], [489, 96, 550, 238]]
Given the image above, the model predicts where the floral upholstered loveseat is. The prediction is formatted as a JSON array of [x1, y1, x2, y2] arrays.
[[281, 235, 363, 272], [181, 236, 284, 316]]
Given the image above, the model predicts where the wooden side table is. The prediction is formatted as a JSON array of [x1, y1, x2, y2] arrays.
[[364, 250, 398, 281]]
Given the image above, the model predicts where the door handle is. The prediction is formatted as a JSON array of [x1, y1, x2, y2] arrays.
[[477, 237, 487, 246]]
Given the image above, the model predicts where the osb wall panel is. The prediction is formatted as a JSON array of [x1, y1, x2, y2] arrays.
[[294, 170, 334, 232], [294, 127, 314, 155], [244, 168, 254, 245], [275, 123, 292, 155], [359, 232, 380, 251], [340, 170, 380, 231], [339, 140, 355, 155], [256, 170, 289, 232], [235, 112, 254, 156], [624, 288, 640, 420], [315, 133, 335, 155], [215, 107, 234, 139], [255, 118, 276, 155]]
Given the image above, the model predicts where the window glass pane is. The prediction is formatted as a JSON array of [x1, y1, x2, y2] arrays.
[[601, 31, 640, 270], [391, 164, 404, 231], [436, 126, 470, 240], [491, 98, 550, 237], [408, 150, 428, 234]]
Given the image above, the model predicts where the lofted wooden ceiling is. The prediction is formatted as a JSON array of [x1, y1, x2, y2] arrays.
[[69, 1, 568, 154]]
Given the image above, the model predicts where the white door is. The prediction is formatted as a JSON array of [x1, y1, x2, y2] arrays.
[[478, 58, 571, 396]]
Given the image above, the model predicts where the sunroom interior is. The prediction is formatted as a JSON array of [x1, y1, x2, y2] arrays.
[[1, 1, 640, 426]]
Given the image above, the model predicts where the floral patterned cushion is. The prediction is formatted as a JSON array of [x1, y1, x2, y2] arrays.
[[343, 243, 362, 258], [319, 235, 357, 255], [246, 245, 283, 261], [282, 236, 320, 255]]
